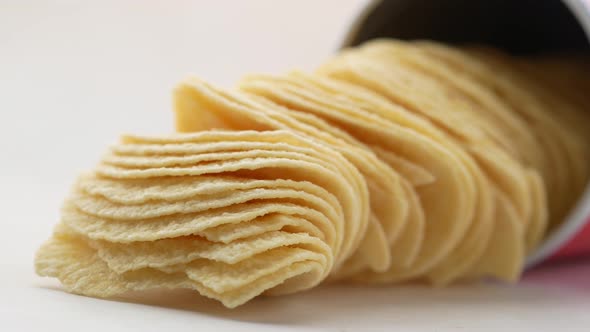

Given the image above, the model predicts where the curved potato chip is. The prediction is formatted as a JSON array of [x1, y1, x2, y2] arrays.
[[62, 198, 334, 245], [426, 165, 495, 285], [371, 145, 435, 187], [467, 191, 525, 282], [36, 234, 325, 308], [388, 179, 425, 267], [93, 231, 331, 273], [77, 172, 340, 210], [200, 214, 325, 243]]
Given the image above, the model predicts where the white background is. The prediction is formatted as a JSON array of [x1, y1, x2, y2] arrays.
[[1, 1, 589, 331]]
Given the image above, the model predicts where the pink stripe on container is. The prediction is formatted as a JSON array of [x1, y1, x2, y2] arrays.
[[551, 216, 590, 259]]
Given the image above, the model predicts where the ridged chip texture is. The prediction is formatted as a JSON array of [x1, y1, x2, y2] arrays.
[[36, 40, 590, 307], [37, 130, 364, 308]]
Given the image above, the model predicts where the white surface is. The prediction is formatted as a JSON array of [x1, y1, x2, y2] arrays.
[[1, 1, 589, 331]]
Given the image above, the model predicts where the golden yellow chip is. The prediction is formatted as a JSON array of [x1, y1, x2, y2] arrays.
[[36, 233, 326, 308], [467, 191, 525, 282]]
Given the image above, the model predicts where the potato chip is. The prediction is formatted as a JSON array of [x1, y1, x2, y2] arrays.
[[62, 201, 331, 244], [77, 172, 340, 208], [370, 145, 435, 187], [36, 233, 325, 308], [72, 187, 337, 223], [523, 171, 549, 252], [94, 230, 331, 273], [466, 191, 525, 282], [200, 214, 324, 243], [388, 180, 425, 267], [426, 162, 495, 286], [332, 179, 425, 280]]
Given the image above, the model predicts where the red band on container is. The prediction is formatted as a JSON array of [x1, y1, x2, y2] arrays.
[[551, 216, 590, 260]]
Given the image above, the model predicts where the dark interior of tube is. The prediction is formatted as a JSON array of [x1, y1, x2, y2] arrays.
[[349, 0, 589, 54]]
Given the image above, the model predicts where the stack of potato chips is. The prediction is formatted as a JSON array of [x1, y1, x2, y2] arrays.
[[35, 40, 590, 308]]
